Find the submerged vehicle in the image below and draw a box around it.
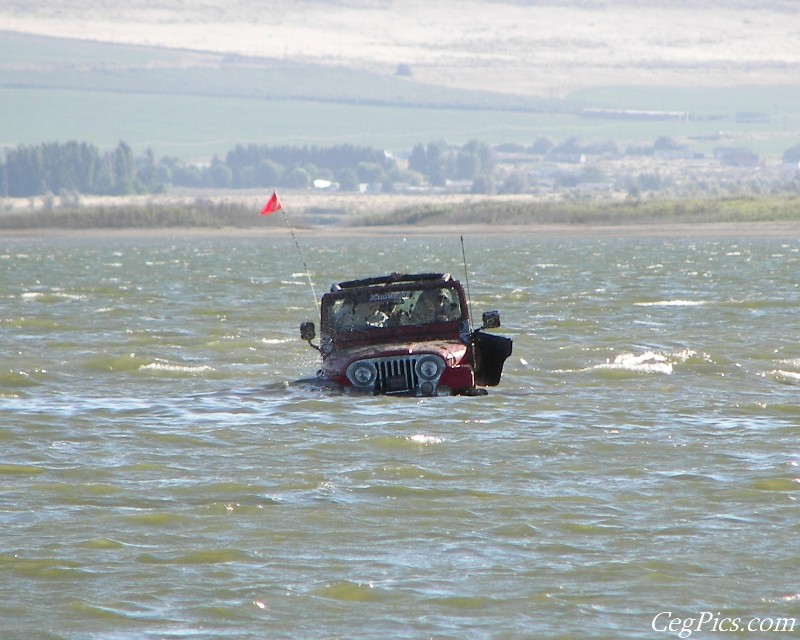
[300,272,512,396]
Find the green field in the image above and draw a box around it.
[2,31,799,160]
[0,87,584,158]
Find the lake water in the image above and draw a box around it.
[2,231,799,639]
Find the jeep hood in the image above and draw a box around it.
[325,340,469,369]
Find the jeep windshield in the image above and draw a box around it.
[323,285,463,334]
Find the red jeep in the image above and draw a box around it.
[300,272,512,396]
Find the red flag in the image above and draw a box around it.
[261,191,283,215]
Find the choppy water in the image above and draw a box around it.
[2,232,799,640]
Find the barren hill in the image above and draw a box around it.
[2,0,799,96]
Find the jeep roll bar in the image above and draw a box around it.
[332,272,452,292]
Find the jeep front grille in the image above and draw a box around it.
[375,357,419,394]
[346,354,445,395]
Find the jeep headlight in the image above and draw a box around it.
[348,361,377,387]
[416,356,442,381]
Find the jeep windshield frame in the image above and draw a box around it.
[320,275,468,349]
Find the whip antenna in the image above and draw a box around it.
[261,191,319,312]
[283,214,319,313]
[460,235,474,332]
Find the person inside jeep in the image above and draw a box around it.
[411,288,459,324]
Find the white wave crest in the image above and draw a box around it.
[634,300,707,307]
[594,351,674,375]
[139,363,214,374]
[409,434,443,445]
[771,370,800,384]
[671,349,701,363]
[22,291,87,302]
[261,338,293,345]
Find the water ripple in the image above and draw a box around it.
[2,235,800,639]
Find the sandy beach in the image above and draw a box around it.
[5,221,800,242]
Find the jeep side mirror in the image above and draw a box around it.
[300,321,316,341]
[482,310,501,329]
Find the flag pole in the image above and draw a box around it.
[460,235,475,332]
[283,212,319,313]
[262,191,319,313]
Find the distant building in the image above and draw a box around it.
[582,108,689,122]
[548,154,586,164]
[714,147,760,167]
[735,112,771,124]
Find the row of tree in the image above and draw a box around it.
[3,141,140,198]
[1,139,498,198]
[5,138,800,199]
[408,140,495,186]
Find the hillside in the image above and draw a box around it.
[3,0,799,97]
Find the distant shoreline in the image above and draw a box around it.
[4,221,800,240]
